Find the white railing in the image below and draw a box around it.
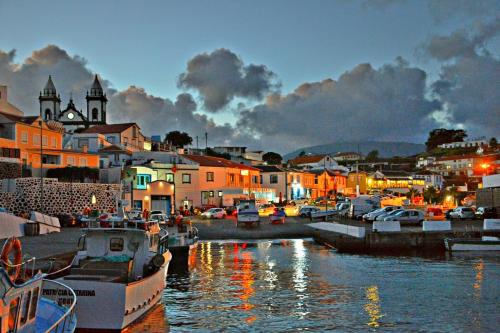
[42,279,77,333]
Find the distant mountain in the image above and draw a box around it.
[283,141,425,161]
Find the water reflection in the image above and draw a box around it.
[129,239,500,332]
[364,285,383,328]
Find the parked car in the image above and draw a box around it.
[201,208,226,219]
[447,207,475,220]
[384,209,424,225]
[475,207,498,219]
[258,203,276,216]
[376,209,405,221]
[57,213,77,227]
[363,206,402,222]
[299,206,321,218]
[225,206,239,217]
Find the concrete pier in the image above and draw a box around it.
[309,219,500,254]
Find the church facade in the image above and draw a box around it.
[39,75,107,132]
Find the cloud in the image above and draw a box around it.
[419,19,500,60]
[0,45,256,147]
[431,53,500,138]
[237,58,441,152]
[178,48,279,112]
[427,0,500,23]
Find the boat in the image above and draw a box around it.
[1,237,77,332]
[149,213,198,270]
[237,200,260,227]
[55,201,172,331]
[445,236,500,252]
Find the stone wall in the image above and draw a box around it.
[0,177,121,216]
[0,161,21,180]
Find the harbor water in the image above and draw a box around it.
[127,239,500,332]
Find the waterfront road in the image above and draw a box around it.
[18,217,484,259]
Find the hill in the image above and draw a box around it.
[284,141,425,161]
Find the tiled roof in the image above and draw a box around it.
[184,154,259,170]
[99,145,133,155]
[82,123,137,134]
[288,154,326,165]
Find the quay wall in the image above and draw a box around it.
[0,177,120,216]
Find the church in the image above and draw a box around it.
[39,75,107,132]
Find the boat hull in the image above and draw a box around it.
[56,251,171,331]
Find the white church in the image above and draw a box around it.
[39,75,108,133]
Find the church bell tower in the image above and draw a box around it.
[39,75,61,121]
[86,75,107,126]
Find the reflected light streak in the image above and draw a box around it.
[364,285,383,328]
[473,259,484,300]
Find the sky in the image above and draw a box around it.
[0,0,499,153]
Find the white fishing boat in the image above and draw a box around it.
[445,236,500,252]
[1,237,77,333]
[149,213,198,269]
[55,203,172,331]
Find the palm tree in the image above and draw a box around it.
[423,186,439,204]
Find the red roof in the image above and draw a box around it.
[288,154,326,165]
[184,154,259,171]
[82,123,138,134]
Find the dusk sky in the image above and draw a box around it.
[1,0,499,153]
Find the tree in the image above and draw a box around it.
[489,137,498,149]
[262,152,282,165]
[365,150,379,162]
[425,128,467,151]
[164,131,192,148]
[298,151,306,156]
[423,186,440,204]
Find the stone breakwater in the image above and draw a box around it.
[0,177,120,216]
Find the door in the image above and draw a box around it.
[397,211,410,224]
[408,211,420,224]
[151,195,171,216]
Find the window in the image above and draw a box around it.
[314,176,318,185]
[21,132,28,144]
[259,175,263,184]
[78,138,89,148]
[20,291,31,325]
[209,191,214,197]
[206,172,214,182]
[270,174,278,184]
[229,174,235,183]
[9,297,19,331]
[297,175,301,183]
[252,175,258,184]
[79,158,87,167]
[137,174,151,189]
[45,108,51,120]
[239,175,244,183]
[67,156,75,166]
[29,288,39,320]
[166,173,174,183]
[92,108,99,120]
[33,134,40,145]
[42,136,48,147]
[110,238,124,251]
[182,173,191,184]
[51,137,57,148]
[218,191,223,197]
[107,136,115,144]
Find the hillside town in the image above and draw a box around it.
[0,79,499,218]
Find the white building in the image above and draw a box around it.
[288,154,349,173]
[438,138,487,149]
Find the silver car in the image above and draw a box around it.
[375,208,405,221]
[384,209,424,225]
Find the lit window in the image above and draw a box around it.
[166,173,174,182]
[207,172,214,182]
[209,191,214,197]
[137,174,151,189]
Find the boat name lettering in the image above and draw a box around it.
[43,288,96,297]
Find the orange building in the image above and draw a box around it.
[310,169,347,198]
[0,112,99,174]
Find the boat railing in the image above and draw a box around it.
[84,217,159,231]
[41,279,77,333]
[0,255,37,281]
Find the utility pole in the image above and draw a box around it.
[324,157,328,221]
[356,144,360,196]
[205,132,208,153]
[39,118,44,214]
